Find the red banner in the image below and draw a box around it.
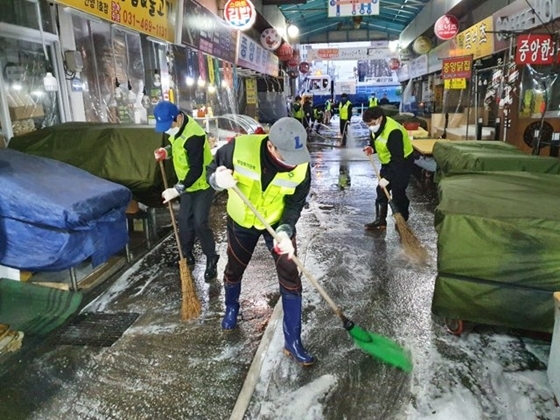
[515,34,558,65]
[442,56,473,80]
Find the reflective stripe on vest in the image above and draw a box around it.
[227,135,308,229]
[170,116,212,192]
[340,101,350,119]
[374,117,414,164]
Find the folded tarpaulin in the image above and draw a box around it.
[432,140,560,181]
[432,171,560,332]
[0,278,82,336]
[7,122,176,207]
[0,149,132,271]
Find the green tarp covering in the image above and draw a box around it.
[432,140,560,182]
[432,171,560,332]
[0,279,82,336]
[8,123,177,207]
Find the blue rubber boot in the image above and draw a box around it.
[282,293,315,366]
[221,282,241,330]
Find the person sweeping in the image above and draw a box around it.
[207,117,314,366]
[362,106,414,230]
[153,101,219,281]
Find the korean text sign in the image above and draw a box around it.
[442,56,472,80]
[515,34,559,65]
[57,0,176,42]
[455,16,494,59]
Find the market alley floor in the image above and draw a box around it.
[0,129,559,420]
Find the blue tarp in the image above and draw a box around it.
[0,149,132,271]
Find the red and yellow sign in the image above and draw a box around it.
[442,55,472,80]
[57,0,176,42]
[515,34,560,65]
[454,16,494,60]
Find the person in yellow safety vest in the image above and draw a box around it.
[323,98,332,125]
[291,96,304,123]
[207,117,314,366]
[153,101,219,280]
[362,106,414,229]
[313,107,324,133]
[338,93,353,147]
[369,92,378,107]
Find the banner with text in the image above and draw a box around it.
[515,34,559,65]
[57,0,176,42]
[493,0,560,52]
[307,43,392,61]
[237,33,279,77]
[442,56,472,80]
[453,16,493,60]
[182,0,238,64]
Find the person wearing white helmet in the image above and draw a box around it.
[207,117,314,366]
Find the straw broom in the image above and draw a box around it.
[367,155,428,265]
[159,161,201,320]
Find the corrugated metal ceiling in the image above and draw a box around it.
[279,0,431,43]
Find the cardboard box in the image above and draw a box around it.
[9,104,44,120]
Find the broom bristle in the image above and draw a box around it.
[179,258,201,320]
[393,213,429,266]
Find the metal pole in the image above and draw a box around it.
[474,70,479,139]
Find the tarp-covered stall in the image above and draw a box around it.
[8,123,176,207]
[0,149,132,272]
[432,171,560,333]
[432,140,560,181]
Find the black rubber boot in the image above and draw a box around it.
[364,202,388,230]
[204,255,219,281]
[185,252,195,267]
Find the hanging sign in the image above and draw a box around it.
[56,0,176,42]
[260,28,282,51]
[237,32,279,77]
[444,78,467,89]
[246,78,257,104]
[327,0,379,18]
[442,56,472,80]
[224,0,256,31]
[515,34,559,65]
[434,15,459,41]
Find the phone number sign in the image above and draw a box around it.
[57,0,176,42]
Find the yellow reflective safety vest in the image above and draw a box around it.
[374,117,414,164]
[169,117,212,191]
[325,100,332,111]
[227,135,309,229]
[369,97,378,107]
[339,100,351,119]
[292,101,304,119]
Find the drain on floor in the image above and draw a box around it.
[49,312,140,347]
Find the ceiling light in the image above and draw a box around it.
[287,23,299,39]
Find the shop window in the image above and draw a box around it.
[519,64,560,118]
[72,15,146,124]
[0,37,60,137]
[0,0,54,32]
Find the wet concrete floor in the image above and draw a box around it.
[0,126,558,419]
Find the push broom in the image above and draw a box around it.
[232,185,413,372]
[367,155,428,265]
[159,161,201,320]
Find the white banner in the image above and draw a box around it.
[308,45,391,61]
[409,54,428,79]
[236,33,279,77]
[327,0,379,18]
